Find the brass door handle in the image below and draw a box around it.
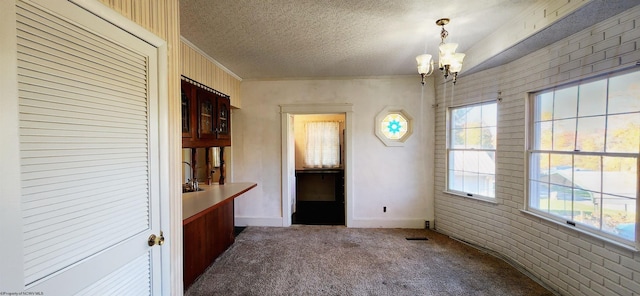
[148,231,165,246]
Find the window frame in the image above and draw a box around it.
[445,100,498,202]
[525,69,640,249]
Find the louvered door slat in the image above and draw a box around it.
[16,0,154,287]
[19,78,147,110]
[74,253,151,296]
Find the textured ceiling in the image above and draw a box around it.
[180,0,637,80]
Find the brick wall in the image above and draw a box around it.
[433,5,640,296]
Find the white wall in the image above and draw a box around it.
[433,6,640,296]
[233,76,436,228]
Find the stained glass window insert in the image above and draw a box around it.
[381,113,408,140]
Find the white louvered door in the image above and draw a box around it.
[1,0,165,295]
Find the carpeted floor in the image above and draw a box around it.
[186,226,555,296]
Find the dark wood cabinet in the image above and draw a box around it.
[183,200,235,290]
[181,77,231,147]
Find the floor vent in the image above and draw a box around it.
[405,237,429,241]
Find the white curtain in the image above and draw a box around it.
[305,121,340,168]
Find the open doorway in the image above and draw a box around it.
[280,104,353,227]
[291,114,345,225]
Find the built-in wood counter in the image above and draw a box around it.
[182,182,257,224]
[182,182,256,290]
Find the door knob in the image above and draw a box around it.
[148,231,165,246]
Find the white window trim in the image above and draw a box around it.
[445,100,498,200]
[524,71,640,250]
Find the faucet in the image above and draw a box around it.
[182,161,199,192]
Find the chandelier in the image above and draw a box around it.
[416,18,465,85]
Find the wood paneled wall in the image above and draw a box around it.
[96,0,183,294]
[181,40,242,108]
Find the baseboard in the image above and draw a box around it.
[235,216,283,227]
[348,218,425,228]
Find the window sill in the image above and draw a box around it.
[521,209,639,252]
[443,190,498,204]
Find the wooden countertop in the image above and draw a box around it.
[182,182,257,224]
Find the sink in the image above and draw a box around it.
[182,186,205,193]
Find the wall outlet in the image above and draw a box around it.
[425,221,430,229]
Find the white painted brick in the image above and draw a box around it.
[568,235,593,252]
[594,36,622,53]
[560,256,581,273]
[578,32,605,48]
[589,281,615,296]
[591,244,621,263]
[569,252,592,269]
[621,24,640,43]
[604,19,635,38]
[590,261,620,284]
[620,276,640,294]
[605,41,636,59]
[620,256,640,273]
[548,242,568,258]
[604,278,634,296]
[570,46,594,60]
[579,248,604,266]
[592,57,620,73]
[620,47,640,65]
[567,268,592,287]
[578,284,600,296]
[579,266,604,286]
[604,258,633,280]
[558,42,580,56]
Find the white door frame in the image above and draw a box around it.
[280,104,354,227]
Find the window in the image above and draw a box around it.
[528,70,639,244]
[304,121,340,168]
[375,106,413,146]
[447,101,497,199]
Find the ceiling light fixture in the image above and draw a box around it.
[416,18,465,85]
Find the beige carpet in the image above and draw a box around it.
[186,226,555,296]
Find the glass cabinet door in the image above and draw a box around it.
[198,89,217,139]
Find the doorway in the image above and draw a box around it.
[280,104,353,227]
[291,114,345,225]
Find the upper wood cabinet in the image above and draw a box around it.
[182,78,231,147]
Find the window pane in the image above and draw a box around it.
[578,80,607,117]
[574,155,601,188]
[449,169,464,192]
[467,105,482,127]
[549,185,573,220]
[530,181,550,211]
[576,116,605,152]
[608,71,640,114]
[536,92,554,122]
[602,156,637,199]
[465,127,482,149]
[464,172,479,194]
[478,173,495,198]
[451,107,468,129]
[481,127,496,149]
[553,119,576,151]
[482,103,497,127]
[573,189,597,228]
[530,153,550,182]
[479,151,496,175]
[534,121,553,150]
[602,194,635,240]
[554,86,578,119]
[451,128,465,148]
[549,154,573,185]
[606,113,640,153]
